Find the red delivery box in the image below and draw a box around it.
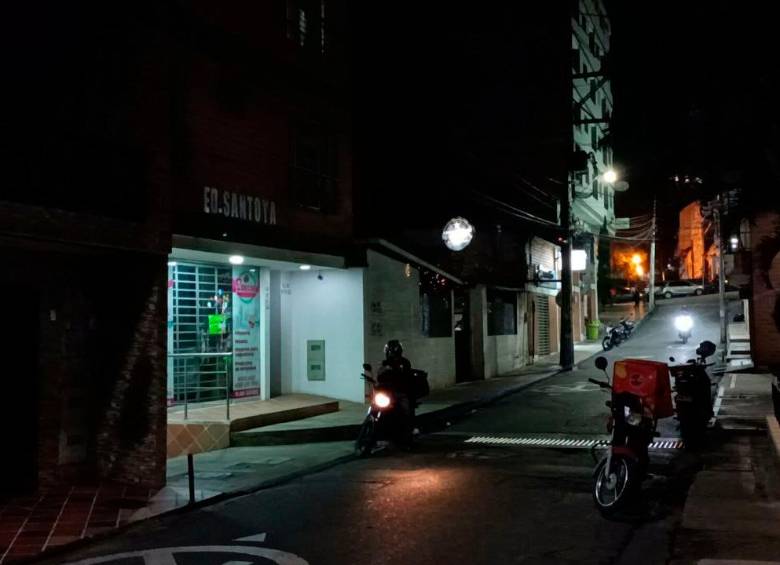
[612,359,674,419]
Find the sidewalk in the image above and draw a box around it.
[670,371,780,564]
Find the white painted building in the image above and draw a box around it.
[570,0,617,335]
[166,239,463,408]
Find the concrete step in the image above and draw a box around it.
[228,400,340,433]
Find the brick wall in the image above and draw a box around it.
[9,247,168,490]
[750,211,780,366]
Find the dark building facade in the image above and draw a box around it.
[1,1,354,493]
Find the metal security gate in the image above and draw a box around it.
[169,263,233,405]
[535,295,551,356]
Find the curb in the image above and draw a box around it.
[768,416,780,461]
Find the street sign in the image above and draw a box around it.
[614,217,630,230]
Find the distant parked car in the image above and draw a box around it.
[610,286,642,304]
[656,280,704,299]
[703,281,739,294]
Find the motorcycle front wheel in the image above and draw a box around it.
[602,336,613,351]
[593,455,639,516]
[355,417,376,457]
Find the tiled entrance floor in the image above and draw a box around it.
[0,483,214,563]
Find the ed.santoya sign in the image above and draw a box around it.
[203,186,277,226]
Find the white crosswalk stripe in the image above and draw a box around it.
[463,435,684,450]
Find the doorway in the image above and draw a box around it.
[454,289,473,382]
[0,285,38,497]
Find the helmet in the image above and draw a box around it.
[384,339,403,359]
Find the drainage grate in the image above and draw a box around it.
[463,436,684,450]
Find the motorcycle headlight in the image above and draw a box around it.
[675,315,693,332]
[623,406,643,426]
[373,392,392,408]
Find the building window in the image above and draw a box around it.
[604,186,611,210]
[290,125,339,212]
[420,269,452,338]
[591,126,598,148]
[592,178,598,199]
[487,290,517,336]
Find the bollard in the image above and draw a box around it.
[187,453,195,505]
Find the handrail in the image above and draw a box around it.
[169,352,232,420]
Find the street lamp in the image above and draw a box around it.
[603,169,618,184]
[442,217,475,251]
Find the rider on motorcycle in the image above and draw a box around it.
[377,339,415,447]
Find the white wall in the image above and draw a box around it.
[363,250,456,391]
[281,268,365,403]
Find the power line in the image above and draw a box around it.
[471,190,561,228]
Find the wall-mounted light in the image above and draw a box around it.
[571,249,587,271]
[167,261,177,267]
[730,236,739,251]
[299,264,312,271]
[229,255,244,265]
[603,169,618,184]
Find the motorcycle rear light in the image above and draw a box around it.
[373,392,391,408]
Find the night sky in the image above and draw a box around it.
[609,0,780,259]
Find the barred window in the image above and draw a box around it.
[290,125,339,213]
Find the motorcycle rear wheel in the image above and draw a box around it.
[355,418,376,457]
[602,336,613,351]
[593,455,639,516]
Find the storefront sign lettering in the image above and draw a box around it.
[203,186,277,226]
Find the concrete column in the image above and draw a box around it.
[469,285,487,380]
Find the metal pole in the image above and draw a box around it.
[649,198,656,311]
[184,380,188,420]
[187,453,196,505]
[560,174,574,370]
[715,206,727,344]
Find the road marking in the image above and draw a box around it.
[530,382,600,395]
[713,385,725,417]
[463,435,684,450]
[730,374,737,389]
[235,533,267,543]
[65,545,309,565]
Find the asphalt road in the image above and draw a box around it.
[41,295,737,565]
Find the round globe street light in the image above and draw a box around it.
[442,217,475,252]
[603,169,618,184]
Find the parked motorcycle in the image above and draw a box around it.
[589,355,674,515]
[355,363,429,456]
[620,318,635,339]
[669,340,716,450]
[602,325,625,351]
[675,313,694,344]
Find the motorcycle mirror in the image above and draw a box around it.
[669,357,675,363]
[595,356,608,371]
[363,363,372,371]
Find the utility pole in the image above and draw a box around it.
[714,199,727,344]
[560,174,574,370]
[649,198,656,311]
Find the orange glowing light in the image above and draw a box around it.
[612,247,649,281]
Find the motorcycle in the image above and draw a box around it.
[675,313,694,344]
[620,318,635,339]
[355,363,428,456]
[669,340,716,449]
[602,325,625,351]
[589,355,674,515]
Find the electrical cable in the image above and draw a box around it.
[471,190,561,228]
